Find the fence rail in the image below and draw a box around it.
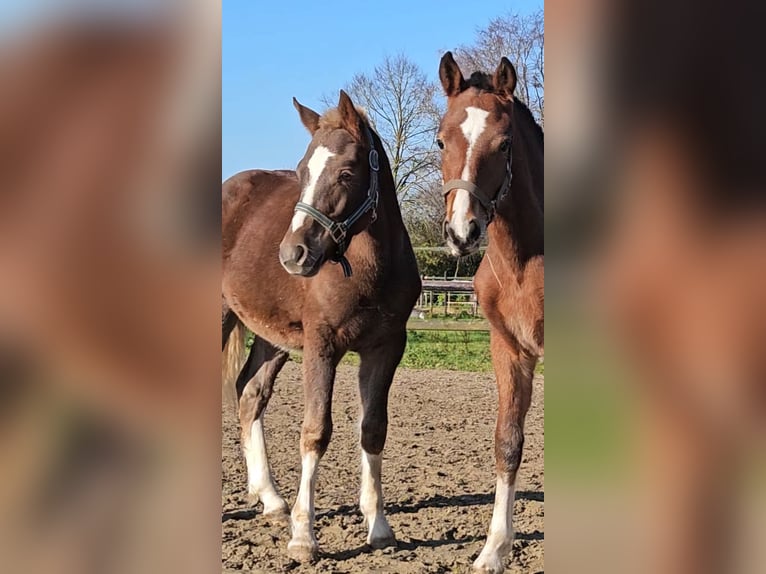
[407,318,490,332]
[413,276,488,329]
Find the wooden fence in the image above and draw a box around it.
[411,277,489,332]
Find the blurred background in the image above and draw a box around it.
[0,1,221,573]
[2,0,765,572]
[545,0,765,572]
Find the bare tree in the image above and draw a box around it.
[322,12,545,248]
[329,55,443,202]
[453,10,544,124]
[402,180,445,246]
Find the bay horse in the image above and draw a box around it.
[436,53,544,573]
[221,90,420,562]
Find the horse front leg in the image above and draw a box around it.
[357,330,406,549]
[287,337,337,563]
[474,331,536,574]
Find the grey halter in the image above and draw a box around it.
[293,126,380,277]
[442,140,512,222]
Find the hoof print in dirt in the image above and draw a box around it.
[222,365,544,573]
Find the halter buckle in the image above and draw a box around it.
[329,222,347,244]
[487,199,498,223]
[369,149,379,172]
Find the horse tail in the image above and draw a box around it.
[222,307,246,407]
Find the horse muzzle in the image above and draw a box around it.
[279,241,323,277]
[444,218,482,257]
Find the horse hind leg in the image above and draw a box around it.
[236,335,289,516]
[356,331,406,549]
[473,334,536,574]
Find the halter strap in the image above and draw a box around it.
[442,143,512,222]
[293,126,379,277]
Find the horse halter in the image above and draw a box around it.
[442,137,512,223]
[293,126,380,277]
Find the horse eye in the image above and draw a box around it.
[499,139,511,152]
[338,171,352,183]
[436,138,445,150]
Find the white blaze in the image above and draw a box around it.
[451,106,489,240]
[291,146,335,231]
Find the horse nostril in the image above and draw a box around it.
[444,223,458,243]
[279,242,309,267]
[468,220,480,242]
[293,244,307,265]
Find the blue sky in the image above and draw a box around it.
[223,0,542,179]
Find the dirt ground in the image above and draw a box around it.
[222,362,544,573]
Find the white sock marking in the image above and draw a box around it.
[290,451,319,546]
[291,146,335,231]
[360,451,394,544]
[451,106,489,240]
[243,417,284,513]
[474,476,516,572]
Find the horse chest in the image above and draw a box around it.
[476,258,543,354]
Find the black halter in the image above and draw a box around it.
[442,138,512,223]
[293,127,380,277]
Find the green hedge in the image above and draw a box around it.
[413,248,484,278]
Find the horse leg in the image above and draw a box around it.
[236,336,289,516]
[473,331,536,574]
[357,331,406,549]
[287,338,337,563]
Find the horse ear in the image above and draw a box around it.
[493,57,517,98]
[439,51,467,97]
[293,97,320,134]
[338,90,365,141]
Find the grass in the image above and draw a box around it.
[286,330,493,372]
[275,330,543,374]
[244,319,544,374]
[401,329,543,374]
[400,330,492,372]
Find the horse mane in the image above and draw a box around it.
[467,71,496,92]
[512,99,544,143]
[318,106,371,131]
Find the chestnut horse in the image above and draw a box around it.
[221,91,420,562]
[437,53,543,573]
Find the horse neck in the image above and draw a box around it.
[488,109,543,270]
[366,127,405,241]
[347,126,406,263]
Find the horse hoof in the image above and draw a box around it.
[287,540,318,563]
[248,491,288,517]
[262,499,289,518]
[368,533,397,550]
[366,516,396,549]
[472,555,505,574]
